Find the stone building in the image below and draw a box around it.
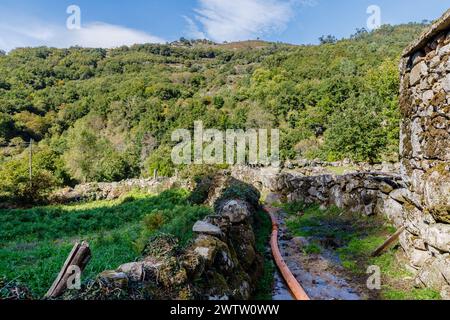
[398,9,450,296]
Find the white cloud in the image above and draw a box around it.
[186,0,301,42]
[183,16,206,40]
[0,18,165,52]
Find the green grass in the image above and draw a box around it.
[303,243,322,254]
[282,201,441,300]
[253,210,275,300]
[325,166,357,175]
[284,202,382,243]
[0,189,211,298]
[382,287,441,300]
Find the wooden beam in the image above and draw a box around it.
[45,241,91,299]
[371,226,405,257]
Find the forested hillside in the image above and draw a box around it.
[0,24,426,203]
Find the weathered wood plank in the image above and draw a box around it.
[371,227,405,257]
[45,241,91,298]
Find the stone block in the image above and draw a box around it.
[410,61,428,86]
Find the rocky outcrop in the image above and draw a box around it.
[398,10,450,297]
[67,179,263,300]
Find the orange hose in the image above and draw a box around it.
[264,206,310,301]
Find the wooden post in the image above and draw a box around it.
[371,226,405,257]
[153,169,158,180]
[45,241,91,299]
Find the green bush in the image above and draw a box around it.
[63,117,133,182]
[322,94,388,163]
[145,146,175,178]
[0,147,61,204]
[214,179,261,212]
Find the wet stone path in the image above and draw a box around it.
[271,208,368,300]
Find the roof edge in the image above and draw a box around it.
[402,9,450,57]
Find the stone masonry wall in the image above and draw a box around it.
[231,166,409,227]
[398,10,450,296]
[231,161,449,298]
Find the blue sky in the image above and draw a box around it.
[0,0,448,51]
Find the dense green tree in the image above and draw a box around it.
[322,94,388,163]
[63,117,133,182]
[0,23,426,203]
[0,146,61,203]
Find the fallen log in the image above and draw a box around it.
[45,241,91,299]
[371,226,405,257]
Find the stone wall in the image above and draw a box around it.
[231,166,408,226]
[397,10,450,296]
[50,177,188,203]
[232,161,449,298]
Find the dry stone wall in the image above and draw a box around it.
[50,177,188,203]
[398,10,450,296]
[232,160,449,298]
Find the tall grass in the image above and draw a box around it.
[0,189,211,298]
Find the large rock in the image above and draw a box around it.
[378,196,405,227]
[99,271,129,288]
[220,200,251,223]
[117,262,144,281]
[193,221,223,237]
[389,188,408,203]
[415,256,450,290]
[421,223,450,252]
[442,73,450,92]
[410,61,428,86]
[410,248,432,268]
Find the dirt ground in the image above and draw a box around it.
[272,209,376,300]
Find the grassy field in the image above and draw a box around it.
[0,189,212,298]
[282,202,440,300]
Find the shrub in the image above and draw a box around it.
[142,211,165,232]
[214,179,261,212]
[322,95,387,163]
[145,146,175,178]
[0,156,58,204]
